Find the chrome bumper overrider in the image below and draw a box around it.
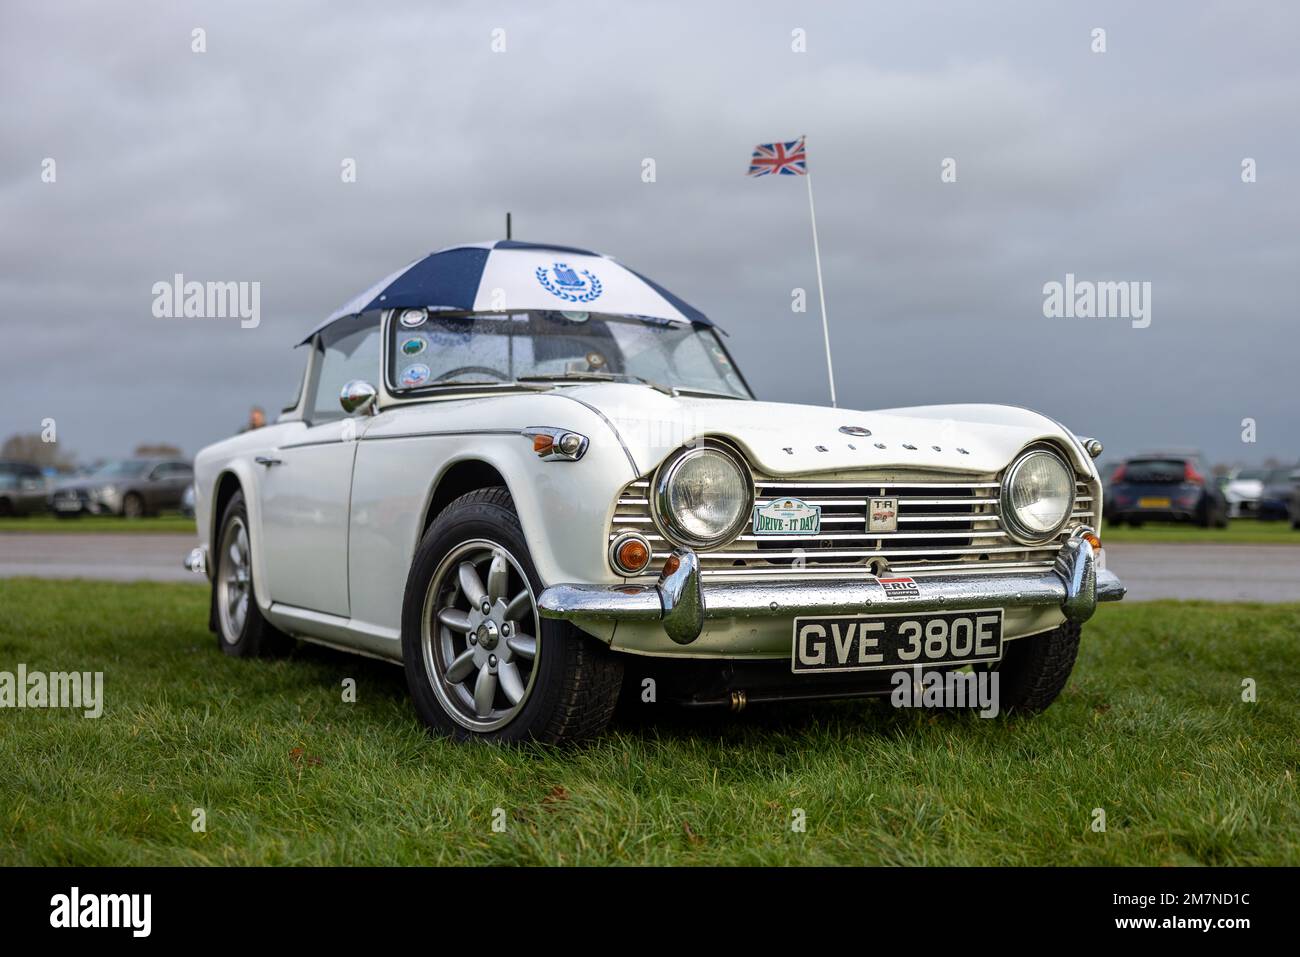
[538,533,1125,646]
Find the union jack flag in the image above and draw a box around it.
[747,137,807,177]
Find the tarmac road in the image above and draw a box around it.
[1,533,1297,602]
[1100,543,1299,603]
[0,533,200,584]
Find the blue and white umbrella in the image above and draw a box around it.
[302,240,711,343]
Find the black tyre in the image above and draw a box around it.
[122,492,145,519]
[212,490,292,657]
[991,621,1081,714]
[401,487,623,744]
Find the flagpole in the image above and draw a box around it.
[804,140,837,407]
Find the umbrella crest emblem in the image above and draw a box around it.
[535,262,603,303]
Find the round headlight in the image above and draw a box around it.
[654,445,751,548]
[1002,449,1075,543]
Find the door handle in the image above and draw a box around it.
[255,456,284,468]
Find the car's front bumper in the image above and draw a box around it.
[538,533,1125,649]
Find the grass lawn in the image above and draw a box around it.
[1,579,1296,866]
[1101,518,1299,545]
[0,513,196,534]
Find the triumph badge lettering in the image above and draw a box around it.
[752,498,821,535]
[868,496,898,532]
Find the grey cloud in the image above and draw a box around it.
[1,0,1296,467]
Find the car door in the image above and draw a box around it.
[256,315,380,618]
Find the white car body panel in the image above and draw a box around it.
[192,312,1102,665]
[555,384,1097,481]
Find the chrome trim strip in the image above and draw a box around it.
[755,480,1001,490]
[683,544,1060,560]
[359,428,520,443]
[551,393,640,478]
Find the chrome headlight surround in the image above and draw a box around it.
[1000,446,1076,545]
[651,441,753,550]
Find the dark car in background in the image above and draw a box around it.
[49,458,193,518]
[1108,454,1229,528]
[0,461,49,516]
[1256,466,1299,523]
[1098,461,1122,519]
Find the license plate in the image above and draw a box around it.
[54,500,80,512]
[792,608,1004,673]
[1138,497,1171,508]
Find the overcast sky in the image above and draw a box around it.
[2,0,1296,467]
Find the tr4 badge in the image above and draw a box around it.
[752,498,821,535]
[868,496,898,533]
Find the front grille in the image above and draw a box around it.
[610,473,1097,580]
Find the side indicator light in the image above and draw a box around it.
[617,538,650,574]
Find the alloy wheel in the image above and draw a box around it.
[421,539,540,732]
[217,515,252,642]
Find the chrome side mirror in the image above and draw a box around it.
[339,380,378,415]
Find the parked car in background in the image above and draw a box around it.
[186,240,1125,744]
[180,483,196,519]
[1223,467,1267,518]
[1108,453,1228,528]
[1256,466,1299,522]
[1098,461,1122,518]
[50,458,193,518]
[0,461,49,516]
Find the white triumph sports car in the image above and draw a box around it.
[188,240,1125,743]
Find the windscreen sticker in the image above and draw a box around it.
[400,363,431,387]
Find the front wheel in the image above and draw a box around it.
[213,490,292,657]
[990,621,1081,714]
[402,487,622,744]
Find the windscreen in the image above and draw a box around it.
[1121,459,1187,483]
[388,311,750,398]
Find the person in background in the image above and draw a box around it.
[240,406,266,433]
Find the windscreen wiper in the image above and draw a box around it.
[516,372,675,395]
